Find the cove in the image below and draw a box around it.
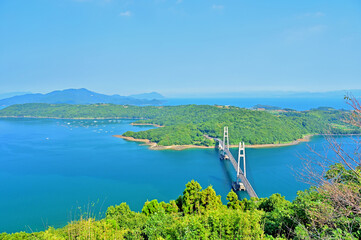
[0,118,353,233]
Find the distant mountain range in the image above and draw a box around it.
[129,92,164,100]
[0,92,32,100]
[0,89,165,106]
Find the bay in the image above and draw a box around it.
[0,118,355,233]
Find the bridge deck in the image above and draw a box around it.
[216,138,258,198]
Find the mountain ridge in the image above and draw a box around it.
[129,92,164,100]
[0,88,164,106]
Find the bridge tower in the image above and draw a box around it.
[219,126,230,160]
[233,141,246,191]
[237,142,246,178]
[223,126,229,150]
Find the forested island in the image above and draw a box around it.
[2,161,360,239]
[0,103,359,148]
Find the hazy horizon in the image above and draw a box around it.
[1,88,360,99]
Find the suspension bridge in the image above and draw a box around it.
[208,127,258,198]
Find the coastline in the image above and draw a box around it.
[245,134,313,148]
[130,123,164,128]
[113,134,314,151]
[0,116,164,128]
[113,135,214,150]
[0,116,145,120]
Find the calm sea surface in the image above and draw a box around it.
[0,118,356,233]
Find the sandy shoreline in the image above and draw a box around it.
[113,134,314,151]
[113,135,214,150]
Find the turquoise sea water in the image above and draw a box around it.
[0,118,356,233]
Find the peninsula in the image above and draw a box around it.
[0,103,358,149]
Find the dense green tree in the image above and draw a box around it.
[258,194,294,238]
[199,186,223,213]
[181,180,202,214]
[226,190,243,210]
[160,200,179,214]
[105,202,146,238]
[142,199,164,216]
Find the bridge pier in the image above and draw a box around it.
[220,153,229,160]
[232,181,245,191]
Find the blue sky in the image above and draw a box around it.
[1,0,361,97]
